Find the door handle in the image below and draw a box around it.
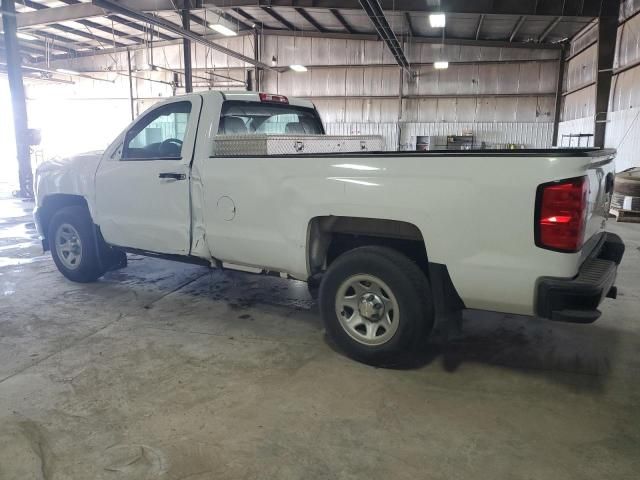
[159,172,186,181]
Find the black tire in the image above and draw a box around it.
[48,206,106,283]
[319,246,434,366]
[307,274,322,300]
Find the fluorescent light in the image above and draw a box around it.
[209,24,237,36]
[429,13,446,28]
[434,61,449,70]
[289,64,307,72]
[56,68,80,75]
[16,32,38,41]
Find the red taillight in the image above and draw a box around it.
[259,93,288,104]
[535,176,588,252]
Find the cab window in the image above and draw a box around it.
[218,101,324,136]
[122,101,192,160]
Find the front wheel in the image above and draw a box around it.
[319,246,434,366]
[49,206,106,283]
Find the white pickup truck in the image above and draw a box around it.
[34,91,625,365]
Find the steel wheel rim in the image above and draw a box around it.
[55,223,83,270]
[335,274,400,346]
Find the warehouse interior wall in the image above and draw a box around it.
[23,33,560,156]
[559,0,640,171]
[18,0,640,162]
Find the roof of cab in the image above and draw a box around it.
[210,91,315,109]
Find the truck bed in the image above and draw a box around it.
[211,147,616,158]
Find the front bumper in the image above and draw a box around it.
[535,232,625,323]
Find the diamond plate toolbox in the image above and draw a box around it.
[213,134,385,156]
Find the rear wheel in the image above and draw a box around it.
[49,206,106,283]
[319,246,434,366]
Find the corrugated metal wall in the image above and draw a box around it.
[402,122,553,150]
[559,0,640,170]
[34,33,562,153]
[261,36,558,150]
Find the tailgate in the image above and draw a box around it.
[582,150,616,256]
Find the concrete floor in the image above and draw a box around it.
[0,194,638,480]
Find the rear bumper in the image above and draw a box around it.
[535,233,625,323]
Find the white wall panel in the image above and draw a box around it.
[557,117,594,146]
[615,13,640,69]
[569,23,598,57]
[409,44,559,63]
[402,122,553,150]
[565,45,596,92]
[621,0,640,19]
[562,84,596,120]
[606,108,640,171]
[538,61,559,93]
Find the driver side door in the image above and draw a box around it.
[95,96,202,255]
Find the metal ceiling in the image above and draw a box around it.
[0,0,603,64]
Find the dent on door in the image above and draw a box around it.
[216,195,236,221]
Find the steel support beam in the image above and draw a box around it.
[294,7,326,32]
[475,14,484,40]
[191,9,253,32]
[509,16,526,42]
[593,1,619,148]
[1,0,32,197]
[253,28,260,91]
[92,0,274,69]
[182,1,193,93]
[331,9,356,34]
[126,47,135,120]
[207,1,605,16]
[538,16,562,42]
[359,0,410,71]
[261,6,295,30]
[255,27,563,49]
[405,12,415,37]
[56,1,160,43]
[552,43,566,146]
[32,23,564,64]
[17,2,104,27]
[42,0,591,17]
[0,35,78,56]
[45,22,131,48]
[232,7,259,24]
[18,0,131,48]
[18,0,174,41]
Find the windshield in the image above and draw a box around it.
[218,101,325,136]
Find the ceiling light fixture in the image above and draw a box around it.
[434,61,449,69]
[209,24,237,36]
[429,13,446,28]
[290,64,308,72]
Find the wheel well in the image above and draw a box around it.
[307,216,465,317]
[39,194,89,249]
[307,216,428,275]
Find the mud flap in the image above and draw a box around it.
[94,225,128,272]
